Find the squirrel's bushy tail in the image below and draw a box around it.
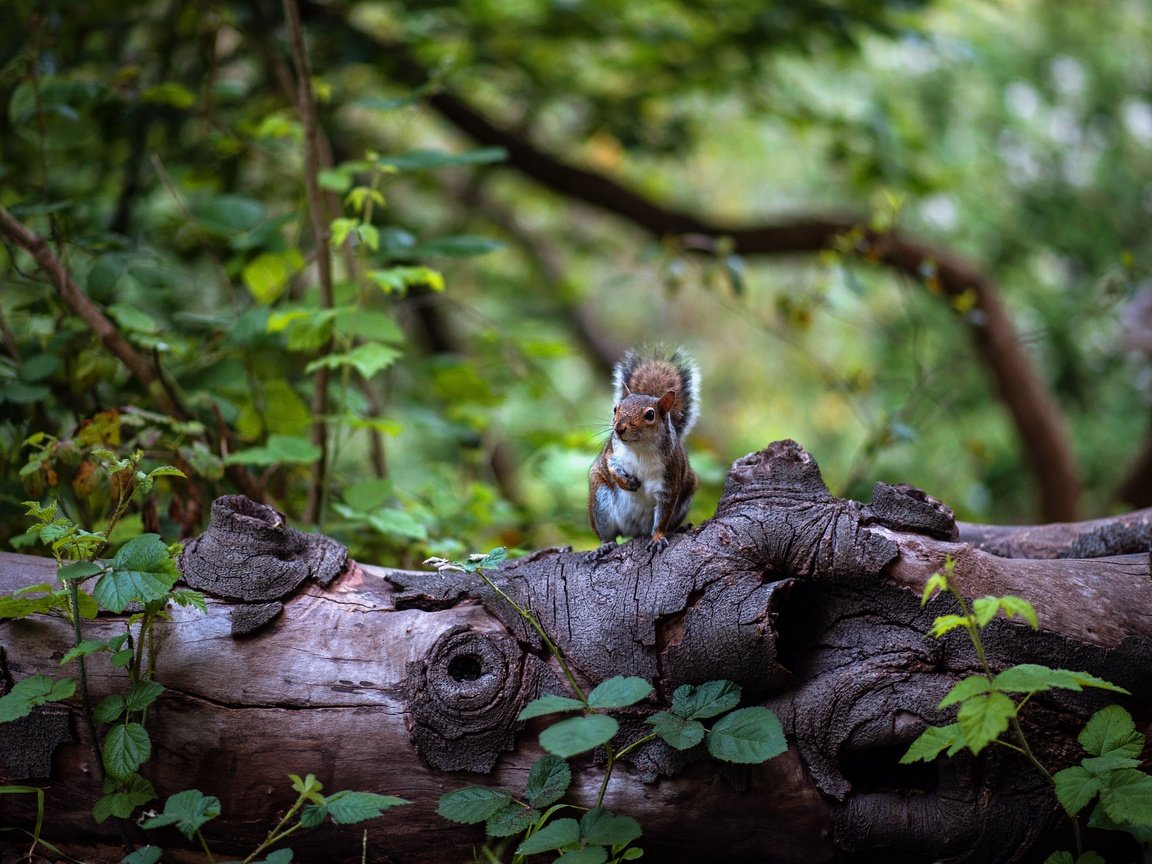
[612,347,700,438]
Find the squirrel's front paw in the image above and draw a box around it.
[615,468,641,492]
[646,532,669,551]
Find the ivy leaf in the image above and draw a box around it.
[900,723,965,764]
[1053,765,1100,817]
[0,675,76,722]
[646,711,706,751]
[706,707,787,764]
[436,787,512,824]
[518,693,587,721]
[586,676,653,710]
[525,754,572,808]
[938,675,991,709]
[670,680,742,720]
[539,714,619,759]
[103,722,151,779]
[956,692,1015,755]
[580,807,642,847]
[515,817,580,856]
[140,788,221,839]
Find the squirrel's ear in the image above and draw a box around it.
[658,389,676,414]
[621,382,632,397]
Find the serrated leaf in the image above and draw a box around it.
[525,754,572,807]
[559,847,608,864]
[95,534,179,613]
[436,786,512,824]
[1082,754,1141,774]
[304,342,402,379]
[125,680,165,712]
[1087,800,1152,844]
[900,723,965,764]
[365,508,429,541]
[998,595,1038,628]
[670,680,742,720]
[972,596,999,627]
[920,571,948,606]
[928,614,970,638]
[956,692,1015,755]
[646,711,706,750]
[93,772,155,822]
[1068,671,1129,695]
[103,722,151,779]
[580,807,642,847]
[259,850,294,864]
[1079,705,1144,758]
[0,675,76,722]
[518,693,587,721]
[1099,768,1152,827]
[58,560,104,582]
[123,845,163,864]
[587,676,653,709]
[94,694,128,724]
[140,788,221,839]
[706,707,787,764]
[515,817,580,855]
[938,675,991,709]
[60,639,110,664]
[539,714,619,759]
[486,801,540,838]
[321,790,409,824]
[1053,765,1100,817]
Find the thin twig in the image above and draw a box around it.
[281,0,334,526]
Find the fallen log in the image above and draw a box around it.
[1,440,1149,863]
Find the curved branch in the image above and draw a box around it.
[422,90,1080,521]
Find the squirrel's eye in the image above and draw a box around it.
[644,409,656,421]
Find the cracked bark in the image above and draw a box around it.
[1,441,1149,863]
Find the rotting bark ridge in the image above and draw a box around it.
[1,441,1150,863]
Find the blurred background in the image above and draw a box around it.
[2,0,1151,563]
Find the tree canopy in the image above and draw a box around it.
[2,0,1151,560]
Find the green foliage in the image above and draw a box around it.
[903,556,1149,859]
[0,675,76,722]
[432,550,786,862]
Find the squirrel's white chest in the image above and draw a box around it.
[612,440,666,500]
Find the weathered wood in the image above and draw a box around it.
[2,440,1150,863]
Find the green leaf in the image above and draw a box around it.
[706,707,787,764]
[258,850,294,864]
[645,711,706,750]
[486,801,541,838]
[997,595,1039,628]
[321,790,409,824]
[518,693,587,721]
[304,342,402,379]
[412,235,504,258]
[140,788,221,839]
[1087,800,1152,844]
[900,723,965,764]
[971,596,999,627]
[369,265,445,295]
[558,847,608,864]
[956,692,1015,755]
[1053,765,1100,817]
[125,680,165,712]
[94,534,179,614]
[380,147,506,171]
[192,195,266,236]
[580,807,642,847]
[920,570,948,605]
[1079,705,1144,758]
[225,435,322,467]
[670,680,742,720]
[1099,768,1152,827]
[436,786,513,824]
[1066,671,1130,695]
[103,722,151,779]
[61,639,111,664]
[539,714,619,759]
[938,675,991,709]
[58,560,104,582]
[928,614,970,638]
[94,772,155,822]
[364,508,429,541]
[515,817,580,855]
[525,754,572,808]
[94,694,128,724]
[587,676,653,710]
[122,846,164,864]
[242,250,304,305]
[0,675,76,722]
[1082,754,1141,774]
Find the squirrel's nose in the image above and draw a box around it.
[614,422,626,436]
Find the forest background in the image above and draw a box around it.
[2,0,1151,566]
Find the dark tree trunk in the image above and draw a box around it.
[2,441,1149,863]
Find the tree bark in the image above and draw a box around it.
[2,442,1149,863]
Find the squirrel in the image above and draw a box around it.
[588,347,700,551]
